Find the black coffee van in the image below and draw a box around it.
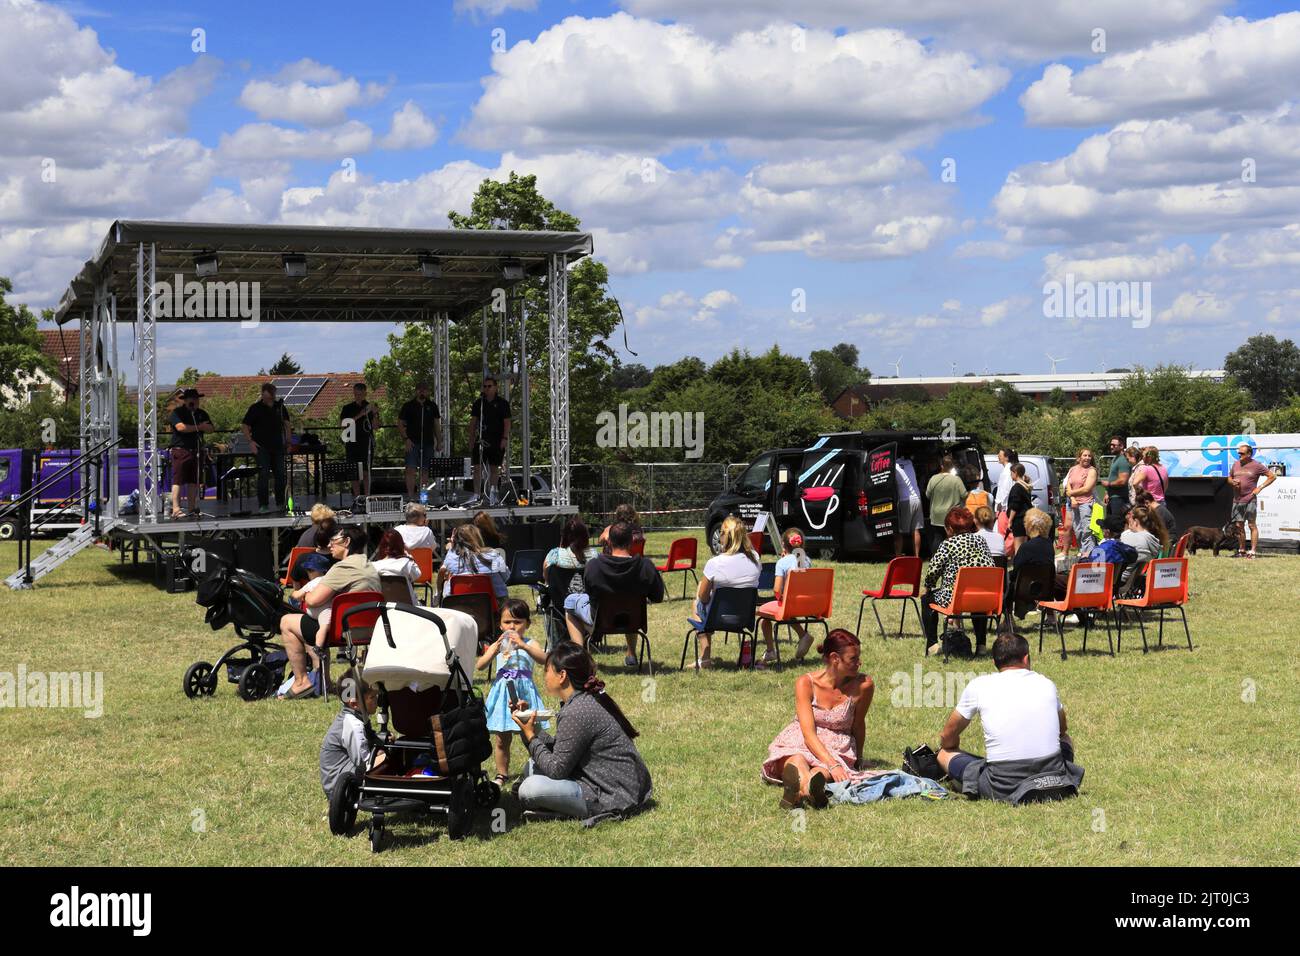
[705,430,990,559]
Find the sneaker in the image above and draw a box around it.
[258,505,271,515]
[1245,550,1257,560]
[690,658,715,670]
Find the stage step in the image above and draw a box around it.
[4,522,116,590]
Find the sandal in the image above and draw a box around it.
[493,773,508,787]
[808,771,829,809]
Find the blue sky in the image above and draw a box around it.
[4,0,1299,382]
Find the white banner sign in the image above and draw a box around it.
[1254,477,1300,543]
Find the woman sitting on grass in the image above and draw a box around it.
[511,642,653,823]
[762,629,874,810]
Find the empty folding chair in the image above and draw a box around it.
[1114,557,1192,654]
[655,537,699,599]
[1035,561,1116,661]
[856,556,922,639]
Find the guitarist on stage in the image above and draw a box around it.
[340,381,379,506]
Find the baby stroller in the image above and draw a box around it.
[327,602,499,851]
[182,546,296,701]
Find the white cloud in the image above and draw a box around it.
[693,288,738,322]
[942,299,962,311]
[464,15,1007,152]
[379,101,438,150]
[1208,226,1300,270]
[615,0,1225,59]
[218,121,375,161]
[453,0,537,16]
[237,58,387,127]
[1042,244,1197,283]
[1156,290,1235,325]
[1022,14,1300,127]
[953,239,1019,260]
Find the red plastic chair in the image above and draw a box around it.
[319,589,383,700]
[1036,561,1115,660]
[280,546,314,588]
[857,556,922,639]
[757,568,834,648]
[409,547,435,604]
[928,567,1005,662]
[448,573,499,616]
[629,538,646,557]
[655,537,699,600]
[1115,557,1191,654]
[748,531,764,555]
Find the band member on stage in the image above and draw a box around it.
[397,379,442,501]
[469,376,512,507]
[241,382,292,514]
[168,387,214,519]
[340,382,379,504]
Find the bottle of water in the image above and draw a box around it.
[419,488,428,505]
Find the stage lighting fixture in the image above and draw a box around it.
[419,255,441,279]
[282,254,307,278]
[501,259,525,280]
[194,252,219,277]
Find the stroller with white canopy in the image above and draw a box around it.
[327,602,499,851]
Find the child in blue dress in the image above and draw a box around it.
[476,598,549,787]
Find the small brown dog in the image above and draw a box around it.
[1181,523,1240,555]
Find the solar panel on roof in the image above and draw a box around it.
[271,376,328,411]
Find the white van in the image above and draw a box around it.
[984,454,1059,517]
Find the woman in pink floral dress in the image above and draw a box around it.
[762,629,875,809]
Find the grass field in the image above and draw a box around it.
[1,531,1297,866]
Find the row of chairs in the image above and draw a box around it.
[858,554,1193,662]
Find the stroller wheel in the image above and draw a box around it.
[183,661,216,699]
[237,662,273,701]
[328,775,360,836]
[475,778,501,808]
[447,775,476,841]
[369,817,385,853]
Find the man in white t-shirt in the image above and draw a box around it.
[395,502,437,554]
[893,457,923,558]
[933,632,1083,804]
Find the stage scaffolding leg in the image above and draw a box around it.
[547,253,570,508]
[136,242,160,525]
[520,297,531,501]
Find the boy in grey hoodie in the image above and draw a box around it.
[319,667,385,796]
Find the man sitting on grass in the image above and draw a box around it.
[933,632,1084,805]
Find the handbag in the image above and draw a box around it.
[903,744,944,781]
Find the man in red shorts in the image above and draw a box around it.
[168,388,214,518]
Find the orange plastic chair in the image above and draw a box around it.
[1036,561,1115,660]
[757,567,834,648]
[655,537,699,599]
[409,547,435,604]
[1172,533,1190,559]
[449,572,499,615]
[280,546,314,588]
[1115,557,1191,654]
[857,556,922,639]
[319,589,384,700]
[928,567,1005,662]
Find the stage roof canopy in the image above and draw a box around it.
[54,220,594,325]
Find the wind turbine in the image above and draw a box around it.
[890,356,902,378]
[951,361,958,376]
[1046,352,1064,374]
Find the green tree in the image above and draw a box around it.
[610,361,652,391]
[810,341,868,403]
[1005,407,1094,459]
[0,277,51,400]
[368,172,622,466]
[260,353,302,376]
[175,367,219,388]
[1223,334,1300,409]
[1088,366,1249,443]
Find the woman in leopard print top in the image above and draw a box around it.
[922,506,994,650]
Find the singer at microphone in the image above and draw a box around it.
[241,381,293,515]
